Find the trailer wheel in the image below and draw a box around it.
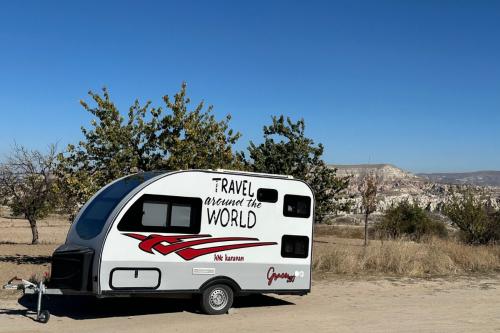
[38,310,50,323]
[200,284,233,315]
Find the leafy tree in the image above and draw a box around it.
[159,84,242,170]
[0,145,58,244]
[58,83,242,211]
[244,115,350,223]
[359,173,378,246]
[444,190,500,244]
[376,200,448,240]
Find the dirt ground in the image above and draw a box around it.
[1,218,500,332]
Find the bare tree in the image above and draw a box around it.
[0,144,58,244]
[358,172,378,246]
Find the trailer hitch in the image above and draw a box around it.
[3,276,50,323]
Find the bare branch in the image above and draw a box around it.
[0,144,59,244]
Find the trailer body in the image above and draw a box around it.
[49,169,314,311]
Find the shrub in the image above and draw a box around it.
[312,237,500,277]
[376,200,448,240]
[444,191,500,244]
[28,271,50,285]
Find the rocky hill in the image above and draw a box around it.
[418,171,500,187]
[329,164,500,214]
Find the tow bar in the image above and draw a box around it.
[3,276,57,323]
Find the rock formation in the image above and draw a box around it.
[330,164,500,215]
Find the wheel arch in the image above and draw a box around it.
[199,276,242,294]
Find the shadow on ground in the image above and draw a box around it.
[0,255,51,265]
[0,293,293,321]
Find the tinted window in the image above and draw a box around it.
[283,195,311,218]
[142,201,169,227]
[257,188,278,203]
[118,194,202,234]
[281,235,309,258]
[171,204,192,227]
[76,172,163,240]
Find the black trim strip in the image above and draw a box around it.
[101,288,310,296]
[241,289,310,296]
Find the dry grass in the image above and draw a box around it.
[314,224,367,239]
[2,214,498,281]
[313,237,500,277]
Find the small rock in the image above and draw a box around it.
[227,308,238,315]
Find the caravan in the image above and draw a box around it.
[45,169,314,316]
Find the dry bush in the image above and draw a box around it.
[376,200,448,240]
[314,225,366,239]
[444,191,500,244]
[28,271,50,285]
[313,237,500,277]
[325,215,361,225]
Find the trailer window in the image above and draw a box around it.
[142,201,169,227]
[283,195,311,218]
[170,203,192,227]
[257,188,278,203]
[118,194,202,234]
[281,235,309,258]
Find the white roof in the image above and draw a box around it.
[213,169,294,179]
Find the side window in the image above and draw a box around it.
[170,203,192,227]
[142,201,169,227]
[118,194,202,234]
[257,188,278,203]
[283,195,311,218]
[281,235,309,258]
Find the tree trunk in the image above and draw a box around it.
[364,213,369,246]
[28,218,39,244]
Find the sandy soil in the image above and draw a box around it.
[0,217,68,292]
[1,277,499,333]
[1,217,499,332]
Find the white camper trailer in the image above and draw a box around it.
[16,169,314,320]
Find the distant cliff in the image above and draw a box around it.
[418,171,500,187]
[329,164,500,214]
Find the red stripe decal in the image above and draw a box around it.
[124,233,147,241]
[137,234,211,253]
[147,237,258,256]
[176,242,278,260]
[124,233,212,253]
[123,233,277,260]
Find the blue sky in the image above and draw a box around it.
[0,0,498,173]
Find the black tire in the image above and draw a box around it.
[38,310,50,323]
[200,284,234,315]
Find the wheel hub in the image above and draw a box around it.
[209,289,228,310]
